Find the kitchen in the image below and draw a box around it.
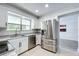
[0,3,79,56]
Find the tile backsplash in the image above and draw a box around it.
[0,28,33,36]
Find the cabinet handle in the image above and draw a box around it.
[5,22,7,26]
[19,42,22,47]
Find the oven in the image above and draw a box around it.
[0,40,16,56]
[0,41,8,54]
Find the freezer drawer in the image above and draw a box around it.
[42,44,56,52]
[41,39,57,53]
[42,39,56,45]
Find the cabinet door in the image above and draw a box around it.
[8,39,19,55]
[22,37,28,52]
[36,34,41,45]
[0,6,7,28]
[19,37,28,53]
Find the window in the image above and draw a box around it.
[7,12,31,31]
[22,18,31,30]
[7,14,21,31]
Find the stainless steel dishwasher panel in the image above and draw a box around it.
[28,35,36,49]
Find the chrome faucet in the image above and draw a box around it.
[15,28,18,36]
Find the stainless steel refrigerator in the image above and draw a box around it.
[41,19,58,53]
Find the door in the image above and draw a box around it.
[36,34,41,45]
[8,39,19,55]
[46,20,52,39]
[19,37,28,54]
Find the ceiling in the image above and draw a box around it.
[9,3,79,17]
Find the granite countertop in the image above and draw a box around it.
[0,33,36,42]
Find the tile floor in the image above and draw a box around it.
[21,45,79,56]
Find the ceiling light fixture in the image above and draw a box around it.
[35,10,39,12]
[45,4,49,8]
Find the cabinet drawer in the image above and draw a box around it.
[42,44,56,52]
[42,39,56,45]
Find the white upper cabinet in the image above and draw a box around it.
[0,6,7,28]
[41,21,47,30]
[36,34,41,45]
[34,19,41,29]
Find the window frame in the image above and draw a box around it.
[7,12,31,31]
[21,18,31,31]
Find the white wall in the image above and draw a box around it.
[59,13,78,51]
[59,13,78,41]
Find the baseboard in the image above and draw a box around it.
[59,46,79,53]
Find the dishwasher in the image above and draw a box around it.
[28,35,36,49]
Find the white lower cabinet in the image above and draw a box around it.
[19,37,28,54]
[8,37,28,55]
[36,34,41,45]
[8,39,19,55]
